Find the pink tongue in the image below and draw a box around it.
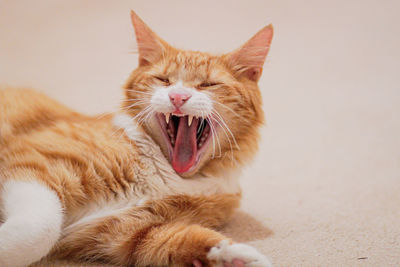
[172,116,198,173]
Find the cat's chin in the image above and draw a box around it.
[155,112,215,176]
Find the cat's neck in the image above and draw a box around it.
[111,112,241,196]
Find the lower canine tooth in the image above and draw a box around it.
[188,115,193,126]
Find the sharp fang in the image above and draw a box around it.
[165,113,170,124]
[188,115,193,126]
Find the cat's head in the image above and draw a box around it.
[123,11,273,178]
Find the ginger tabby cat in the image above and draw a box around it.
[0,11,273,267]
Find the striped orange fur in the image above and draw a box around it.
[0,11,273,267]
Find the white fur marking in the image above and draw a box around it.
[64,196,151,233]
[136,197,148,206]
[208,240,272,267]
[112,113,143,140]
[0,180,63,267]
[150,80,213,117]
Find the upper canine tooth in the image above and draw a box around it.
[188,115,193,126]
[165,113,170,124]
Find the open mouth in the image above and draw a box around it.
[156,113,213,174]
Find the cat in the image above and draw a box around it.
[0,10,273,267]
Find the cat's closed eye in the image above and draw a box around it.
[199,82,220,88]
[154,76,170,85]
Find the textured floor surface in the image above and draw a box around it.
[1,0,399,266]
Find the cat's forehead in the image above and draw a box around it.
[154,50,230,82]
[174,51,214,66]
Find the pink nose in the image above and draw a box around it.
[168,92,192,108]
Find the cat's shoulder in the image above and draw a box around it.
[0,88,85,139]
[0,88,81,118]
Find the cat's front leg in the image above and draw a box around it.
[125,222,271,267]
[55,194,271,267]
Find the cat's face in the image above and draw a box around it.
[123,11,273,177]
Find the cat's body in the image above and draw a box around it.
[0,89,241,265]
[0,89,240,221]
[0,11,273,267]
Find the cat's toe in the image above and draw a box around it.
[193,259,203,267]
[223,259,245,267]
[232,259,246,267]
[207,240,272,267]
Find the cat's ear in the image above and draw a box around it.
[130,11,169,66]
[225,25,273,82]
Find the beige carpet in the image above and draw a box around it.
[1,0,400,266]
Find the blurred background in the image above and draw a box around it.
[1,0,399,266]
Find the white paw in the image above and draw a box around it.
[207,240,272,267]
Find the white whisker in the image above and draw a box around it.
[207,116,222,158]
[211,113,235,162]
[96,111,115,120]
[121,100,149,111]
[212,110,240,150]
[214,101,242,119]
[197,117,205,135]
[203,112,214,158]
[110,124,124,138]
[125,89,153,96]
[139,107,155,126]
[136,106,156,127]
[132,106,152,124]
